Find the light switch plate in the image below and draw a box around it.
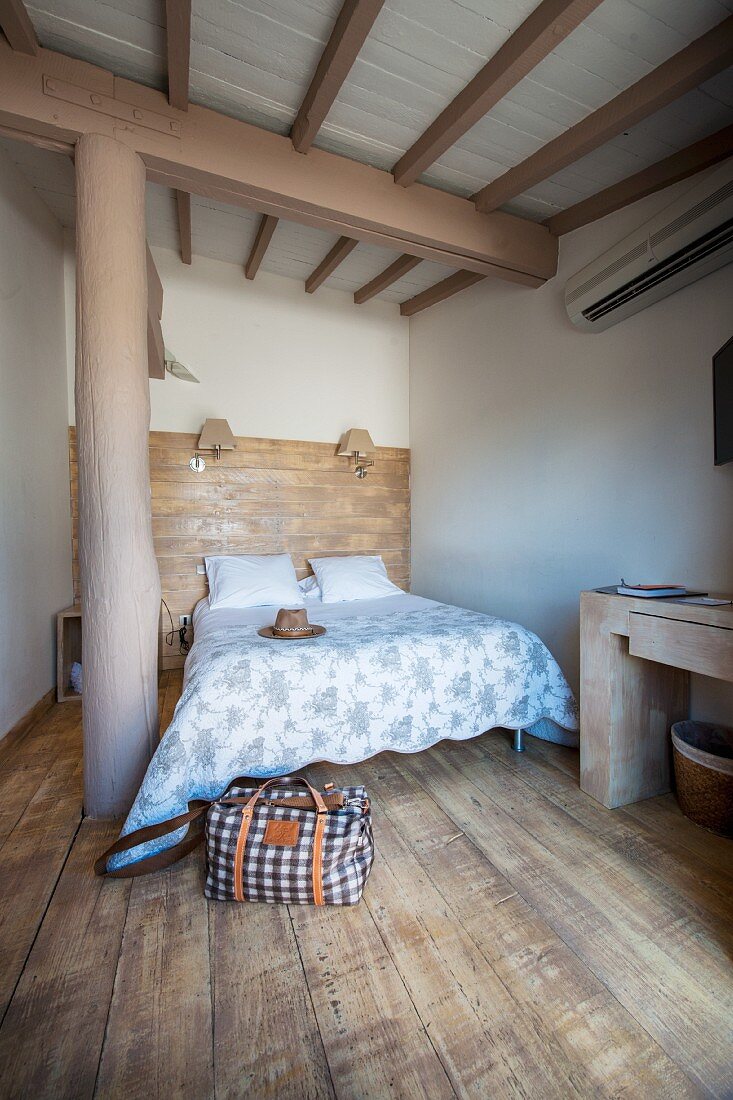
[196,564,206,574]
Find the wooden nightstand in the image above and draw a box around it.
[57,605,82,702]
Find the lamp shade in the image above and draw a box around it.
[337,428,375,457]
[198,418,236,450]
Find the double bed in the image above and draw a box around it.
[111,590,578,870]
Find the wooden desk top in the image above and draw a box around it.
[582,590,733,630]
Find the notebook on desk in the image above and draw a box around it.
[594,585,709,600]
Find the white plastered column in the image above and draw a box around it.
[75,132,161,818]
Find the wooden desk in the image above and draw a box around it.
[580,591,733,808]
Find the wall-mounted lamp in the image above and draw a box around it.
[164,348,200,383]
[337,428,375,479]
[189,418,236,472]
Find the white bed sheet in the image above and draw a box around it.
[192,592,437,642]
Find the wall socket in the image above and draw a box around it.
[179,614,191,628]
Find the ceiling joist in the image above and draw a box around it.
[400,271,486,317]
[473,15,733,213]
[0,41,556,284]
[146,245,165,380]
[165,0,191,113]
[0,0,38,56]
[245,214,279,280]
[354,254,422,304]
[291,0,386,154]
[547,124,733,237]
[393,0,603,188]
[306,237,358,293]
[176,189,192,265]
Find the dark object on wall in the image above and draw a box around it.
[671,720,733,836]
[713,334,733,465]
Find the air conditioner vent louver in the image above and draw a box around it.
[649,179,733,249]
[582,218,733,324]
[565,241,647,306]
[565,159,733,333]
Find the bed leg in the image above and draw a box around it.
[512,728,525,753]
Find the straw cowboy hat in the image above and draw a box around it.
[258,607,326,640]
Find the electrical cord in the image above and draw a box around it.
[161,597,190,655]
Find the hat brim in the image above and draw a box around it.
[257,624,327,639]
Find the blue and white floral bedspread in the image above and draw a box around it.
[112,604,578,868]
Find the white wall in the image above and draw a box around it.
[0,145,73,738]
[65,244,410,448]
[410,179,733,722]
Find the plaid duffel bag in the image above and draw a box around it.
[95,776,374,907]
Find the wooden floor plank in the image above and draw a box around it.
[478,734,733,920]
[157,669,169,723]
[399,744,732,1094]
[445,737,733,987]
[347,753,699,1099]
[160,668,183,735]
[290,900,457,1099]
[210,899,335,1099]
[1,696,731,1097]
[622,791,733,873]
[95,853,214,1099]
[529,733,733,874]
[0,820,131,1100]
[308,763,595,1098]
[0,743,83,1017]
[0,704,81,830]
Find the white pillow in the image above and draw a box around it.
[298,574,322,600]
[308,555,402,603]
[205,554,303,610]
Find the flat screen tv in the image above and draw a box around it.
[714,335,733,466]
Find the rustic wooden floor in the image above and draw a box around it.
[0,671,731,1099]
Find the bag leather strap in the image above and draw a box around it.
[93,803,210,878]
[95,776,331,880]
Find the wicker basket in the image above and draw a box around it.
[671,721,733,837]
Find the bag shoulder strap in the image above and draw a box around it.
[94,803,210,878]
[95,774,336,878]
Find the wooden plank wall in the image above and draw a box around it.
[69,429,410,669]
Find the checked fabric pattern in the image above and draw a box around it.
[205,784,373,905]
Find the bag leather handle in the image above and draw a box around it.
[240,775,329,815]
[231,776,329,904]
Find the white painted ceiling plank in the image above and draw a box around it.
[11,0,733,266]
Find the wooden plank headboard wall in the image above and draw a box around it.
[69,428,410,669]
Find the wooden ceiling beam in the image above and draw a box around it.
[146,244,165,379]
[245,213,279,280]
[546,124,733,237]
[393,0,602,188]
[0,40,556,284]
[400,271,486,317]
[146,244,163,321]
[164,1,192,265]
[354,254,421,304]
[176,188,192,264]
[165,0,191,112]
[291,0,385,153]
[305,236,358,293]
[0,0,38,55]
[473,15,733,213]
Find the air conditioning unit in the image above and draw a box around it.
[565,158,733,333]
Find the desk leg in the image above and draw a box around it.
[580,600,688,809]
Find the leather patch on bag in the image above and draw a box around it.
[263,819,300,846]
